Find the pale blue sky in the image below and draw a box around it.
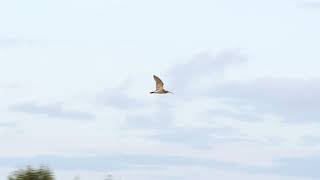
[1,0,320,179]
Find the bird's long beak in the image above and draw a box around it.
[169,91,174,94]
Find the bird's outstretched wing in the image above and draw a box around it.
[153,75,164,90]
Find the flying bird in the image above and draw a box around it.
[150,75,173,94]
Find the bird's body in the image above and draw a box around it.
[150,75,173,94]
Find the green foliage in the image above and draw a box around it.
[8,165,55,180]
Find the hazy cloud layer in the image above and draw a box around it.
[97,78,145,109]
[0,37,36,48]
[97,90,144,109]
[300,1,320,8]
[167,50,247,95]
[270,156,320,178]
[0,122,17,128]
[148,127,239,149]
[9,102,95,120]
[209,78,320,122]
[302,136,320,146]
